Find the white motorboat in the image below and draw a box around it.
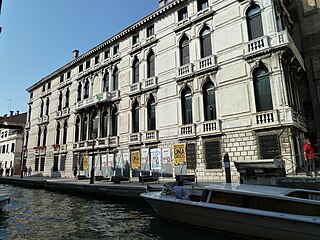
[141,183,320,240]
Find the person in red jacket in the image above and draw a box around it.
[304,138,315,176]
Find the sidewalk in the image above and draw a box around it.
[0,176,165,200]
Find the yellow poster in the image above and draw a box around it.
[173,143,186,166]
[83,155,89,170]
[131,151,141,170]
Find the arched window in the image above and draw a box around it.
[75,117,80,142]
[181,87,193,124]
[58,92,63,111]
[180,36,190,66]
[147,96,156,130]
[200,27,212,58]
[253,66,273,112]
[132,101,139,133]
[101,111,108,138]
[112,67,119,91]
[82,115,88,141]
[45,98,50,116]
[77,83,82,101]
[132,58,140,83]
[84,80,89,99]
[246,4,263,40]
[103,72,109,92]
[40,100,44,117]
[65,88,70,108]
[91,112,99,139]
[147,51,155,78]
[111,108,118,136]
[203,81,216,121]
[63,120,68,144]
[37,127,41,146]
[42,126,47,146]
[56,122,60,145]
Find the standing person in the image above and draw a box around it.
[73,166,78,181]
[27,166,32,177]
[24,166,27,177]
[304,138,316,176]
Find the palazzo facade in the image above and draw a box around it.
[25,0,309,181]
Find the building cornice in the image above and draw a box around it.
[27,0,186,92]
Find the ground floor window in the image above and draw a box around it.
[204,140,221,169]
[40,157,45,171]
[53,156,59,171]
[60,155,66,171]
[35,157,39,171]
[258,134,280,159]
[186,143,196,170]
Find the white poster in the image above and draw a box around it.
[123,152,130,165]
[141,148,149,164]
[101,154,107,168]
[108,154,114,167]
[151,148,161,170]
[115,152,122,168]
[162,148,172,164]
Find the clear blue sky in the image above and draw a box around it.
[0,0,159,116]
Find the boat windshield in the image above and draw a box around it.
[286,191,320,201]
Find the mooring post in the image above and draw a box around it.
[224,153,231,183]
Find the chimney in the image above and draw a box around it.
[10,111,14,117]
[73,49,79,59]
[15,110,19,115]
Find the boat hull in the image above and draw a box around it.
[0,196,10,209]
[142,193,320,240]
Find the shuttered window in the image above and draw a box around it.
[253,67,273,112]
[182,87,193,124]
[147,97,156,130]
[180,36,190,66]
[200,27,212,58]
[133,58,139,83]
[203,81,216,121]
[147,52,155,78]
[246,5,264,40]
[132,101,139,133]
[205,140,221,169]
[186,143,196,169]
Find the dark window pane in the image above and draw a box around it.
[205,140,221,169]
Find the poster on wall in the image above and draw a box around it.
[151,148,161,170]
[108,154,114,167]
[162,148,172,164]
[101,154,108,177]
[131,151,141,170]
[141,148,149,164]
[83,155,89,170]
[173,143,186,166]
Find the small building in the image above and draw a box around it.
[0,111,27,175]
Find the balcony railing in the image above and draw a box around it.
[244,30,290,57]
[56,108,70,119]
[198,120,222,136]
[179,123,196,138]
[176,63,193,78]
[252,110,279,128]
[129,82,141,94]
[110,90,120,100]
[144,130,159,142]
[109,136,119,146]
[76,92,110,110]
[129,133,141,144]
[196,55,217,72]
[143,76,158,89]
[279,108,306,130]
[37,115,49,124]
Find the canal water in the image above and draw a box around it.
[0,184,247,240]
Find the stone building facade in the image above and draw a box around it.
[25,0,309,181]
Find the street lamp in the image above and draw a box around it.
[90,131,97,184]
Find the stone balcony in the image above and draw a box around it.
[198,120,222,136]
[56,107,70,119]
[143,76,158,90]
[108,136,119,146]
[252,108,306,131]
[179,123,196,139]
[195,55,218,73]
[110,90,120,100]
[37,115,49,125]
[144,130,159,143]
[76,91,110,110]
[25,122,30,129]
[244,30,298,59]
[176,63,194,79]
[129,82,141,95]
[129,133,141,145]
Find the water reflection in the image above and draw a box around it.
[0,184,243,240]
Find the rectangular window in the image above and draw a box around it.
[79,64,83,72]
[258,135,281,159]
[147,25,154,38]
[113,45,119,54]
[30,92,33,99]
[67,71,71,79]
[95,55,100,64]
[60,75,64,83]
[178,7,188,21]
[198,0,209,12]
[35,157,39,171]
[204,140,221,169]
[40,157,45,171]
[53,155,59,171]
[186,143,196,169]
[132,33,139,45]
[60,155,66,171]
[104,49,110,59]
[85,60,90,69]
[42,85,45,92]
[11,143,15,152]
